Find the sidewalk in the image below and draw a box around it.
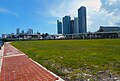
[0,43,64,81]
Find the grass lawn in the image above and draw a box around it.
[11,39,120,80]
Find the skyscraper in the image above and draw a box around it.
[73,17,78,34]
[22,30,24,34]
[27,29,33,35]
[16,28,20,34]
[78,6,87,33]
[70,20,74,34]
[63,16,71,34]
[57,20,62,34]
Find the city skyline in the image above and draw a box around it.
[16,28,34,35]
[58,6,87,34]
[0,0,120,35]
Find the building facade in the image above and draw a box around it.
[70,20,74,34]
[73,17,79,34]
[57,20,62,34]
[16,28,20,34]
[21,30,24,34]
[27,29,33,35]
[78,6,87,33]
[63,16,71,34]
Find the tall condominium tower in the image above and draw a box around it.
[21,30,24,34]
[73,17,79,34]
[16,28,20,34]
[27,29,33,35]
[63,16,71,34]
[78,6,87,33]
[70,20,74,34]
[57,20,62,34]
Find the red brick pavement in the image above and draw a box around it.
[0,43,60,81]
[3,43,24,56]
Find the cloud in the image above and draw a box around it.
[0,7,19,17]
[100,0,120,26]
[49,0,101,18]
[48,21,57,25]
[115,22,120,25]
[100,0,120,15]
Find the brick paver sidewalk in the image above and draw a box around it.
[0,43,63,81]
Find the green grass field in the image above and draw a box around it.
[12,39,120,80]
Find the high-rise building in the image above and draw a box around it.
[70,20,74,34]
[73,17,79,34]
[16,28,20,34]
[22,30,24,34]
[57,20,62,34]
[63,16,71,34]
[27,29,33,35]
[78,6,87,33]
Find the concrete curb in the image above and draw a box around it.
[0,45,4,73]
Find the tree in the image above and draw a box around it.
[41,33,49,38]
[2,38,8,42]
[44,33,49,38]
[41,33,45,38]
[37,31,41,35]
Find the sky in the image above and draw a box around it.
[0,0,120,35]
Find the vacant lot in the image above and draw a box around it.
[12,39,120,80]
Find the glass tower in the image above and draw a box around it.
[63,16,71,34]
[57,20,62,34]
[73,17,79,34]
[16,28,20,34]
[78,6,87,33]
[27,29,33,35]
[70,20,74,34]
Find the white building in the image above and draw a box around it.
[45,34,65,39]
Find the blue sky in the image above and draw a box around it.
[0,0,120,35]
